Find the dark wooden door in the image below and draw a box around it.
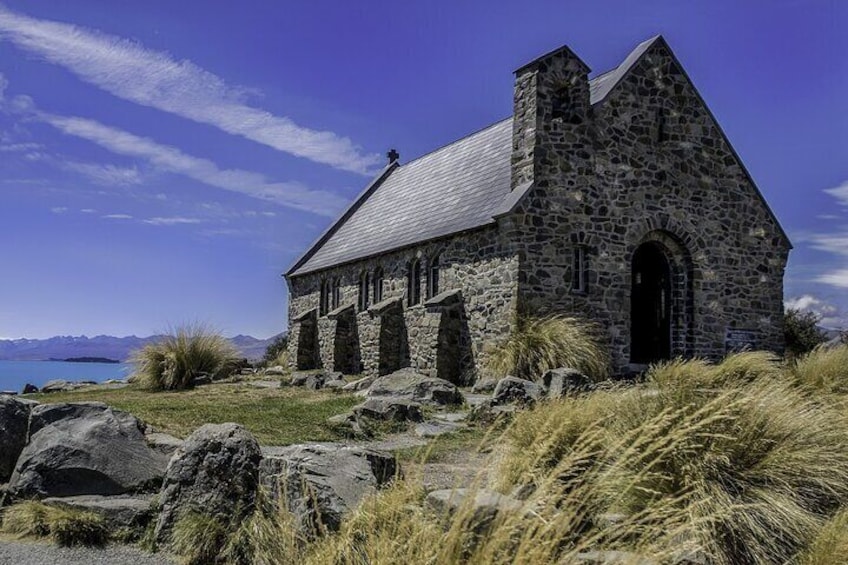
[631,242,672,363]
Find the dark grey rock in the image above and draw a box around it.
[414,420,464,438]
[542,367,593,398]
[22,383,39,394]
[305,373,328,390]
[144,431,183,458]
[352,397,423,422]
[0,396,32,482]
[154,423,261,544]
[42,494,155,533]
[259,443,397,537]
[366,368,462,405]
[291,370,323,387]
[322,378,347,390]
[492,376,544,406]
[9,402,170,498]
[426,488,521,532]
[1,390,17,396]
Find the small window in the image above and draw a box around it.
[408,259,421,306]
[572,247,587,293]
[373,267,384,303]
[656,108,667,143]
[358,271,370,311]
[319,279,330,316]
[427,255,440,299]
[331,278,341,310]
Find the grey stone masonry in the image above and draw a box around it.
[284,36,790,380]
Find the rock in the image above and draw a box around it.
[323,378,347,390]
[102,379,127,385]
[154,423,261,544]
[192,374,212,386]
[471,377,499,394]
[9,402,171,499]
[469,399,518,424]
[290,371,322,387]
[426,488,521,532]
[575,551,657,564]
[414,420,464,438]
[542,367,592,398]
[0,391,16,396]
[341,375,377,392]
[366,368,463,406]
[259,444,397,537]
[352,398,424,422]
[492,377,544,406]
[239,368,256,376]
[42,494,155,533]
[22,383,39,394]
[305,373,328,390]
[40,380,86,393]
[144,431,183,458]
[0,396,33,482]
[264,365,287,376]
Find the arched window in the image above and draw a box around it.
[427,254,440,299]
[373,267,384,303]
[319,279,330,316]
[358,271,370,311]
[331,277,341,310]
[408,259,421,306]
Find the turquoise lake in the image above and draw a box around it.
[0,360,131,393]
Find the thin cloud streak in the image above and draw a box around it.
[0,6,381,174]
[62,160,142,186]
[39,111,346,217]
[143,216,203,226]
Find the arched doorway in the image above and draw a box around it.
[631,242,672,363]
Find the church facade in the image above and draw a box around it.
[284,36,791,383]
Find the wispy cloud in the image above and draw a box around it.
[825,180,848,206]
[39,112,346,216]
[0,6,381,174]
[0,141,42,152]
[102,213,132,219]
[815,269,848,289]
[62,160,142,186]
[50,206,67,214]
[143,216,202,226]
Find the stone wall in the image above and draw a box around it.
[508,39,790,370]
[286,227,519,382]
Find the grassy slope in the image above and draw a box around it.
[25,383,361,445]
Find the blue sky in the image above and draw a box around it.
[0,0,846,339]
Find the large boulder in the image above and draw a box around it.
[342,375,377,393]
[154,423,261,543]
[542,367,592,398]
[492,377,544,406]
[0,396,33,482]
[8,402,170,499]
[366,368,462,406]
[259,444,397,537]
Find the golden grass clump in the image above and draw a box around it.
[1,501,107,547]
[792,343,848,395]
[131,323,241,391]
[486,315,609,381]
[799,508,848,565]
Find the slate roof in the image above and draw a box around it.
[287,37,661,278]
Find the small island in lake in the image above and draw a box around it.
[58,357,122,364]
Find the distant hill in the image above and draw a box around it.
[0,333,280,362]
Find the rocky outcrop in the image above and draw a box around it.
[42,494,155,533]
[154,423,261,543]
[8,402,170,499]
[542,367,592,398]
[492,377,544,406]
[366,368,463,406]
[342,375,377,392]
[259,444,397,537]
[0,396,33,482]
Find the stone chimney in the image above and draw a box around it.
[387,148,400,164]
[511,45,591,191]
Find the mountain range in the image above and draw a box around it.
[0,334,279,362]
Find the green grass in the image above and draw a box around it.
[26,383,361,445]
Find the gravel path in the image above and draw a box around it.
[0,539,176,565]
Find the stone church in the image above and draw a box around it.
[284,36,790,383]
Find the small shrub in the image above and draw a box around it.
[785,308,827,358]
[131,324,241,391]
[262,333,289,366]
[486,315,609,381]
[792,344,848,395]
[171,511,229,565]
[1,501,107,547]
